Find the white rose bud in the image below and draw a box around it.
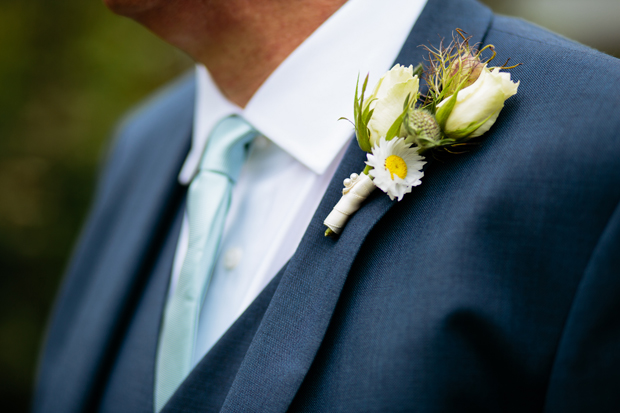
[438,65,519,139]
[366,64,419,147]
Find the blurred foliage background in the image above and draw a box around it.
[0,1,191,410]
[0,0,618,411]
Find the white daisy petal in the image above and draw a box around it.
[366,137,425,201]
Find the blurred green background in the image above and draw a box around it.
[0,1,191,410]
[0,0,618,411]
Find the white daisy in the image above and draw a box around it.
[366,137,426,201]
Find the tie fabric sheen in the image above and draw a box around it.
[155,115,257,411]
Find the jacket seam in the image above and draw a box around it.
[490,26,609,59]
[540,194,620,410]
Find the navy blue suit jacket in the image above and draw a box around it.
[34,0,620,411]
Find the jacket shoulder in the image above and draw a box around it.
[489,15,613,56]
[487,14,620,74]
[95,71,195,199]
[112,71,196,158]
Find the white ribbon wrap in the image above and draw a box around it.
[324,172,377,235]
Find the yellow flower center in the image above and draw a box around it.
[385,155,408,180]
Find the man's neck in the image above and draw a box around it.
[106,0,348,107]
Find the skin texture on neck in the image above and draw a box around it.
[104,0,348,107]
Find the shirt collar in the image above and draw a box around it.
[179,0,428,184]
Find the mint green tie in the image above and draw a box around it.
[155,115,257,411]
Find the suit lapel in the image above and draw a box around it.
[35,77,195,412]
[220,1,493,412]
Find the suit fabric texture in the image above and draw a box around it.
[34,0,620,411]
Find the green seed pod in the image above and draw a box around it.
[404,109,441,150]
[443,54,485,96]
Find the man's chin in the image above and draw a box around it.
[102,0,163,17]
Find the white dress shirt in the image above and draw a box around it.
[168,0,428,368]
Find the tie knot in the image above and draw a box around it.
[199,115,257,181]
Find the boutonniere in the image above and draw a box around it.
[324,29,520,236]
